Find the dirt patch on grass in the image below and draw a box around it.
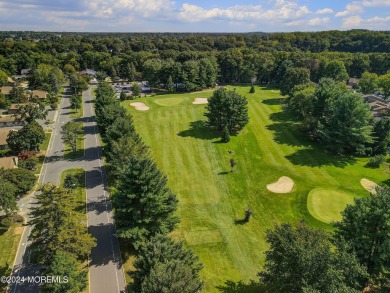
[267,176,294,193]
[130,102,149,111]
[360,178,379,194]
[193,98,208,105]
[13,226,23,235]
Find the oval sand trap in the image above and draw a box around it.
[360,178,379,194]
[267,176,294,193]
[307,188,355,223]
[130,102,149,111]
[193,98,208,104]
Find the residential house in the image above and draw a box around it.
[0,128,13,149]
[8,103,28,115]
[80,69,97,78]
[0,86,13,97]
[21,69,31,76]
[0,116,22,127]
[347,77,358,89]
[31,90,47,100]
[0,156,18,169]
[364,95,390,118]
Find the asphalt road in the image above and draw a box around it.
[8,86,126,293]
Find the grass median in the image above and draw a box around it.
[60,168,88,293]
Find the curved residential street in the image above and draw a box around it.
[8,86,126,293]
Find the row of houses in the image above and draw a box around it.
[364,95,390,119]
[0,128,19,169]
[0,86,47,101]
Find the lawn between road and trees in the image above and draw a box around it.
[0,131,53,293]
[120,85,389,292]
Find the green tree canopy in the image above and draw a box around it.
[359,72,379,94]
[205,88,249,134]
[0,179,17,216]
[324,60,349,82]
[334,188,390,283]
[60,121,83,153]
[132,235,204,293]
[29,184,95,263]
[42,252,87,293]
[280,67,311,96]
[112,157,179,249]
[259,222,367,292]
[7,121,45,153]
[0,168,36,197]
[317,91,373,155]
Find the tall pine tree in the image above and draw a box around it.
[112,157,179,249]
[132,235,204,293]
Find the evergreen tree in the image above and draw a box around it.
[112,157,179,249]
[167,75,174,92]
[29,184,95,263]
[120,91,127,101]
[108,135,149,175]
[132,235,204,293]
[249,85,255,93]
[132,82,142,97]
[96,103,126,138]
[42,252,87,293]
[221,125,230,143]
[334,188,390,283]
[372,118,390,155]
[205,88,249,133]
[317,91,373,155]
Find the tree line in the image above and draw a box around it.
[258,187,390,292]
[0,31,389,90]
[94,82,204,292]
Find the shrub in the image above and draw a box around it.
[367,155,385,168]
[64,174,79,189]
[250,85,255,93]
[18,157,38,171]
[1,217,13,228]
[51,103,58,109]
[221,125,230,143]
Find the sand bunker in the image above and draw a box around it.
[360,178,380,194]
[267,176,294,193]
[193,98,208,104]
[130,102,149,111]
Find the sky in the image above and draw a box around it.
[0,0,389,32]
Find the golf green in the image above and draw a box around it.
[307,188,356,223]
[154,97,185,106]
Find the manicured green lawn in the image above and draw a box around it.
[307,188,356,223]
[0,224,23,292]
[59,169,88,293]
[121,86,389,292]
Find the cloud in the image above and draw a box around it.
[343,14,390,29]
[361,0,390,7]
[178,1,309,23]
[343,15,362,27]
[336,2,364,17]
[315,8,334,15]
[286,17,329,26]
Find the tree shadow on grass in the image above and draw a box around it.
[266,122,310,147]
[285,148,357,168]
[381,179,390,187]
[216,280,265,293]
[262,98,285,106]
[177,120,220,140]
